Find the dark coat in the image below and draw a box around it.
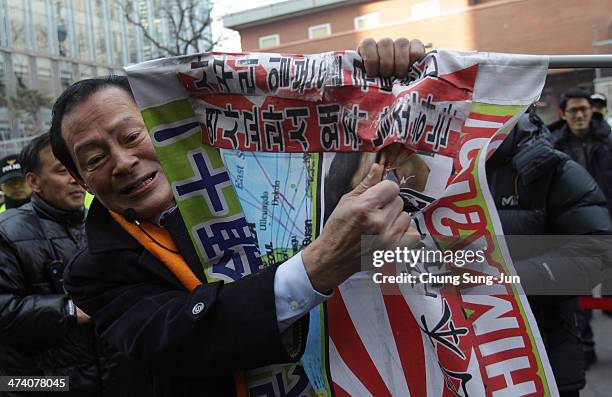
[487,113,612,392]
[0,194,148,397]
[63,200,308,397]
[550,113,612,215]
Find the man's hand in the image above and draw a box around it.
[76,306,90,324]
[302,164,420,293]
[357,37,426,78]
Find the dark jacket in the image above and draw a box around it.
[487,113,612,392]
[0,193,149,397]
[550,112,612,215]
[63,199,308,397]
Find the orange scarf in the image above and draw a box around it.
[110,211,248,397]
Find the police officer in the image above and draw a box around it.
[0,154,32,212]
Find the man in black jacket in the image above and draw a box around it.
[549,89,612,367]
[550,89,612,214]
[0,133,151,396]
[49,38,423,396]
[487,112,612,397]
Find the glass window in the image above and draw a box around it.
[308,23,331,39]
[59,61,73,90]
[74,11,91,62]
[0,108,10,143]
[54,0,71,57]
[110,3,124,65]
[79,64,95,79]
[12,54,30,89]
[33,0,49,53]
[128,25,139,64]
[36,58,53,97]
[92,0,107,64]
[354,13,380,30]
[7,0,26,49]
[0,53,6,98]
[259,34,279,49]
[40,107,52,130]
[411,0,440,20]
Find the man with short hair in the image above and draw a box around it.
[0,153,32,212]
[550,89,612,214]
[0,133,150,396]
[50,38,423,396]
[550,89,612,368]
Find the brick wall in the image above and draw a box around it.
[236,0,612,56]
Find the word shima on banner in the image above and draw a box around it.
[126,50,556,397]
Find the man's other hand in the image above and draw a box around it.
[357,37,426,78]
[76,306,90,324]
[302,163,420,293]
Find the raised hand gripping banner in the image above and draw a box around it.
[126,50,557,397]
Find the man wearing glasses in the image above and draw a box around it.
[550,89,612,216]
[550,89,612,370]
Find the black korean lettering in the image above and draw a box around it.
[205,108,221,144]
[352,58,376,92]
[222,104,240,149]
[238,66,256,95]
[268,57,291,93]
[243,107,261,150]
[262,105,285,151]
[373,107,392,148]
[213,59,234,92]
[285,107,310,151]
[293,58,314,94]
[427,103,456,151]
[317,104,340,150]
[341,105,367,150]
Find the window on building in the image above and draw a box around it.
[92,0,108,64]
[33,0,50,54]
[411,0,440,19]
[308,23,331,39]
[12,54,30,88]
[354,13,380,30]
[259,34,279,49]
[7,0,26,49]
[0,54,6,98]
[79,64,95,79]
[59,61,73,90]
[74,11,91,62]
[36,58,53,97]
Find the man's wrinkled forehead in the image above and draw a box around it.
[61,88,141,146]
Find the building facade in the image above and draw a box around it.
[224,0,612,122]
[0,0,211,157]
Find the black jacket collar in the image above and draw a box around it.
[31,192,86,226]
[85,199,207,282]
[86,199,141,254]
[552,113,612,146]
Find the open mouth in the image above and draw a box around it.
[120,172,157,195]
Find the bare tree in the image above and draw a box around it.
[122,0,219,57]
[8,80,52,137]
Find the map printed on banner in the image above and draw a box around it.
[126,49,556,397]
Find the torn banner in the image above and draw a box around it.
[125,50,556,396]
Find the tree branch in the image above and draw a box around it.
[123,1,179,56]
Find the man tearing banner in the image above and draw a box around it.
[52,37,557,396]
